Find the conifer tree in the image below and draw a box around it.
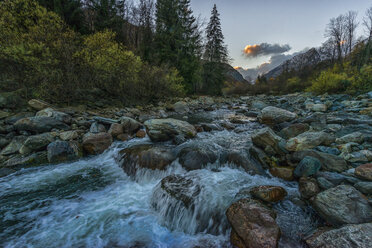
[203,4,228,95]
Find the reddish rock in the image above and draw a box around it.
[136,129,146,138]
[269,167,294,181]
[355,163,372,181]
[82,132,112,155]
[250,185,288,203]
[108,123,124,138]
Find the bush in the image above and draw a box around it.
[349,64,372,93]
[308,69,351,94]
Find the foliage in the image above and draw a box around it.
[308,69,351,94]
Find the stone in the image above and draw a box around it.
[173,101,190,113]
[136,129,146,138]
[144,118,196,142]
[258,106,297,126]
[178,146,218,170]
[221,150,266,175]
[108,123,124,138]
[89,122,106,133]
[3,151,48,168]
[14,117,69,134]
[0,136,27,155]
[47,141,81,163]
[0,167,16,177]
[59,130,79,141]
[336,132,364,144]
[36,108,71,124]
[313,185,372,226]
[0,137,10,149]
[354,181,372,195]
[82,132,112,155]
[269,167,294,181]
[306,223,372,248]
[120,116,141,134]
[355,163,372,181]
[251,127,285,156]
[117,144,176,176]
[311,103,328,112]
[294,156,322,178]
[93,116,118,125]
[285,131,331,152]
[226,198,280,248]
[19,133,55,155]
[316,177,335,190]
[299,177,320,199]
[250,185,287,203]
[28,99,52,110]
[279,123,309,139]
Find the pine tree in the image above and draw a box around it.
[154,0,202,93]
[203,4,228,95]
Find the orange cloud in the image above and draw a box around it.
[244,44,260,55]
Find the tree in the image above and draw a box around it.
[137,0,154,61]
[363,6,372,41]
[345,11,358,55]
[202,4,228,95]
[325,14,346,61]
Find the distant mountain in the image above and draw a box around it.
[263,48,321,79]
[235,67,258,83]
[224,64,248,83]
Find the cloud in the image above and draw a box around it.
[243,43,291,58]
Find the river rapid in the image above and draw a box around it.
[0,107,319,248]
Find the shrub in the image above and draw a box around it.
[308,70,351,94]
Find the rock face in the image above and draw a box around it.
[82,132,113,155]
[250,186,287,203]
[258,106,297,125]
[47,141,80,163]
[144,118,196,142]
[306,223,372,248]
[226,198,281,248]
[14,116,69,133]
[286,131,331,152]
[313,185,372,226]
[354,163,372,181]
[117,144,176,176]
[178,146,218,170]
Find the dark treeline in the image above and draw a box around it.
[0,0,229,106]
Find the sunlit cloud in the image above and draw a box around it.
[243,43,291,58]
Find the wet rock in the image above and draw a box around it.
[178,146,218,171]
[279,123,309,139]
[336,132,364,144]
[14,117,69,134]
[305,223,372,248]
[285,131,331,152]
[117,144,176,176]
[291,150,348,173]
[136,129,146,138]
[250,185,287,203]
[28,99,52,110]
[3,151,48,168]
[108,123,124,138]
[173,101,189,113]
[47,140,81,163]
[313,185,372,226]
[89,122,106,133]
[200,123,223,132]
[299,177,320,199]
[0,136,27,155]
[19,133,55,155]
[144,118,196,142]
[226,198,281,248]
[258,106,297,126]
[0,167,16,177]
[294,156,321,178]
[82,132,112,155]
[269,167,294,181]
[120,116,141,134]
[36,108,71,124]
[221,150,266,175]
[354,163,372,181]
[251,127,286,156]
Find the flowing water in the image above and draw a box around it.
[0,107,319,248]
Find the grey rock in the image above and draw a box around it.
[258,106,297,125]
[19,133,55,155]
[36,108,71,124]
[14,117,69,134]
[47,141,81,163]
[294,156,322,178]
[0,136,27,155]
[144,118,196,142]
[178,146,218,170]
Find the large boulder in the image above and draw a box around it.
[36,108,71,124]
[47,140,81,163]
[14,116,69,134]
[291,150,348,173]
[120,116,141,134]
[19,133,55,155]
[251,127,286,156]
[250,185,287,203]
[354,163,372,181]
[82,132,112,155]
[306,223,372,248]
[285,131,332,152]
[313,185,372,226]
[178,146,218,170]
[226,198,281,248]
[144,118,196,142]
[117,144,176,176]
[258,106,297,126]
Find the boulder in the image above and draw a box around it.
[221,150,266,175]
[0,136,27,155]
[313,185,372,226]
[299,177,320,199]
[36,108,71,124]
[354,163,372,181]
[19,133,55,155]
[310,103,327,112]
[120,116,141,134]
[354,181,372,195]
[3,151,48,168]
[14,117,69,134]
[136,129,146,138]
[269,167,294,181]
[144,118,196,142]
[47,140,81,163]
[0,137,10,149]
[294,156,322,178]
[285,131,331,152]
[59,130,79,141]
[251,127,285,156]
[279,123,309,139]
[306,223,372,248]
[117,144,176,176]
[89,122,106,133]
[108,123,124,138]
[258,106,297,126]
[173,101,190,113]
[336,132,364,144]
[28,99,52,110]
[178,146,218,170]
[226,198,281,248]
[82,132,112,155]
[250,185,287,203]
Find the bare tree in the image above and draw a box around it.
[363,6,372,41]
[325,14,346,61]
[345,11,358,55]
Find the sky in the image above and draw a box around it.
[191,0,372,70]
